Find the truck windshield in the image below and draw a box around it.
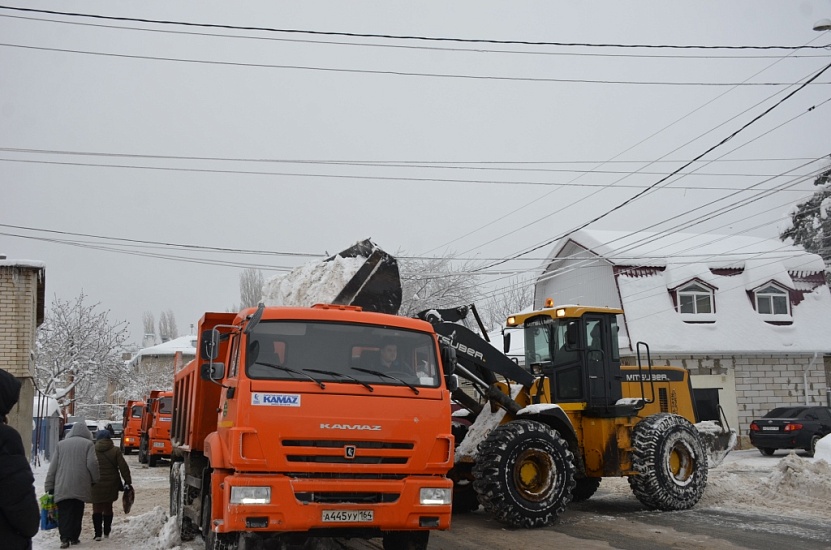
[158,397,173,414]
[245,321,441,388]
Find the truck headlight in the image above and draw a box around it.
[230,486,271,505]
[419,488,451,505]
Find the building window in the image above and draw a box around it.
[755,284,789,315]
[677,282,713,314]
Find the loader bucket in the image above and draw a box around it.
[695,421,737,468]
[328,239,402,315]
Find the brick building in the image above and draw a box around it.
[0,258,45,459]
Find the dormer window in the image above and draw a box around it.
[754,284,790,316]
[677,282,713,314]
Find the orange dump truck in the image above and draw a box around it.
[138,389,173,467]
[120,399,145,455]
[170,304,456,550]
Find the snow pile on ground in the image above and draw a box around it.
[761,452,831,501]
[262,255,364,307]
[815,432,831,461]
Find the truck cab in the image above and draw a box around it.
[120,400,145,455]
[171,305,456,550]
[138,390,173,467]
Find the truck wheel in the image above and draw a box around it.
[138,437,148,464]
[571,477,601,502]
[382,530,429,550]
[628,413,708,511]
[149,453,158,467]
[172,462,197,541]
[202,489,237,550]
[472,419,575,528]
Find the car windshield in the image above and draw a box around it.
[245,321,441,388]
[111,422,123,430]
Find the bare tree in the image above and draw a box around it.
[158,310,179,342]
[398,254,482,317]
[239,268,265,309]
[34,291,130,417]
[480,276,535,331]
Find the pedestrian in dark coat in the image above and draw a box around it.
[91,430,131,541]
[0,368,39,550]
[45,421,100,548]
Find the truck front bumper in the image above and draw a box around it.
[212,474,452,534]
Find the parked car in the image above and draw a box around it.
[749,406,831,457]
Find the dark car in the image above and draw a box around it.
[105,421,123,439]
[749,406,831,457]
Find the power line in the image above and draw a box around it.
[0,5,827,51]
[3,13,829,60]
[4,42,827,86]
[474,61,831,272]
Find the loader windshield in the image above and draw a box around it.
[245,321,441,388]
[523,317,579,370]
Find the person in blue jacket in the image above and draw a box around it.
[0,368,40,550]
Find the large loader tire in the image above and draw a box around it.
[628,413,708,511]
[472,419,575,528]
[571,477,601,502]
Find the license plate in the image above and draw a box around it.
[321,510,373,523]
[153,442,166,448]
[761,426,779,431]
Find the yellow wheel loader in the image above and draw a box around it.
[419,301,735,528]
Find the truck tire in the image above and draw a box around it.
[628,413,708,511]
[202,488,239,550]
[149,453,158,467]
[138,436,148,464]
[571,477,601,502]
[382,530,429,550]
[472,419,575,528]
[172,462,198,541]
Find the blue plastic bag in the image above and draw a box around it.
[39,493,58,530]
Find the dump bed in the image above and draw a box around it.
[171,312,235,452]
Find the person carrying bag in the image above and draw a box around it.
[91,430,132,541]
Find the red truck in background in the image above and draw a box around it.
[138,390,173,467]
[120,399,145,455]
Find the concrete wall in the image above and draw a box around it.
[0,264,43,460]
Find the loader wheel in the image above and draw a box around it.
[472,419,575,528]
[571,477,601,502]
[628,413,707,511]
[382,530,429,550]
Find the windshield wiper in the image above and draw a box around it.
[304,369,374,392]
[254,361,325,389]
[351,367,419,395]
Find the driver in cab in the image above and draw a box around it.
[378,339,406,371]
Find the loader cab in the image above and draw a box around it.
[512,305,624,414]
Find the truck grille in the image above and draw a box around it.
[295,492,400,504]
[283,439,413,465]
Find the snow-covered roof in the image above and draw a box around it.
[0,259,46,269]
[130,335,197,364]
[545,229,825,274]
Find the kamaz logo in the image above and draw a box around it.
[320,423,382,431]
[251,392,301,407]
[438,334,484,361]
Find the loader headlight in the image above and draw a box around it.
[419,488,451,506]
[230,486,271,505]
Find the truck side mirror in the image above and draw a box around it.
[200,361,226,381]
[201,329,221,361]
[445,374,459,392]
[440,343,457,376]
[503,332,511,354]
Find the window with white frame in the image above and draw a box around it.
[677,282,713,314]
[755,284,789,315]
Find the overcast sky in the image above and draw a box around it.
[2,1,830,346]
